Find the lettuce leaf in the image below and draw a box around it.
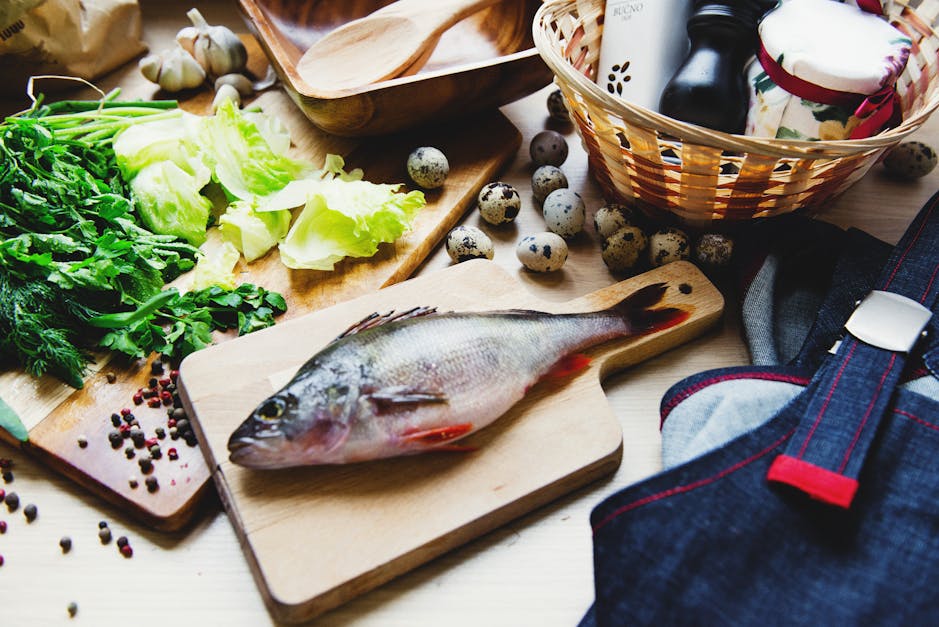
[278,178,425,270]
[200,99,309,200]
[112,113,203,179]
[218,198,291,262]
[190,241,242,291]
[130,161,213,246]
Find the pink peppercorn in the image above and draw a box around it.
[147,397,161,408]
[120,545,133,558]
[170,370,179,382]
[158,377,172,388]
[168,448,179,461]
[0,488,5,501]
[167,418,177,429]
[120,408,132,416]
[0,520,6,533]
[132,392,144,406]
[145,438,158,448]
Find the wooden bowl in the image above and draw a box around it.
[239,0,553,137]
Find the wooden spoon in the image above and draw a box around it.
[296,0,501,93]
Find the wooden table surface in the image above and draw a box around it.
[1,1,937,625]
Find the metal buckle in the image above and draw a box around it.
[844,290,932,353]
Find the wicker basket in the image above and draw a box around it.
[533,0,939,226]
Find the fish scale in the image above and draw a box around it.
[227,283,688,468]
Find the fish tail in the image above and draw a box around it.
[608,282,690,335]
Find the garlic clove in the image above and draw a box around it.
[213,83,242,112]
[214,73,254,97]
[176,25,199,56]
[139,54,163,84]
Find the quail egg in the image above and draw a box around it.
[883,141,938,180]
[547,89,571,124]
[406,146,449,189]
[445,226,493,263]
[477,182,521,225]
[593,203,640,239]
[531,165,569,203]
[529,130,569,166]
[542,188,586,238]
[694,233,734,268]
[516,232,569,272]
[601,226,648,273]
[648,227,691,267]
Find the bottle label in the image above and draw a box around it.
[597,0,692,112]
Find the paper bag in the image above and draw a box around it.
[0,0,146,93]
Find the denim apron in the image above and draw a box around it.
[581,194,939,626]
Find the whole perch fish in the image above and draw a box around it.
[228,283,689,468]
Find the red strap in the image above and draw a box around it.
[767,454,859,508]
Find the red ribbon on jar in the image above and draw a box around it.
[755,44,902,140]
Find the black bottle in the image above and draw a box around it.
[658,1,772,134]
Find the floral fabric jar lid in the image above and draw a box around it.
[745,0,911,140]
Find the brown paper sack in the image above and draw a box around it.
[0,0,146,93]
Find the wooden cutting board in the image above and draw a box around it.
[178,259,724,623]
[0,90,521,531]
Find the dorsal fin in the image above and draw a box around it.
[334,306,440,340]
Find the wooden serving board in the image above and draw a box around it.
[0,90,521,531]
[178,259,724,623]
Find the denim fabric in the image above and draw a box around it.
[581,195,939,626]
[661,369,939,469]
[582,388,939,627]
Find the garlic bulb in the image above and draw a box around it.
[185,8,247,77]
[138,45,206,92]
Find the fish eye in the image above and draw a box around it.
[257,397,285,421]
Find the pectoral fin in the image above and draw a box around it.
[401,422,474,445]
[365,385,449,409]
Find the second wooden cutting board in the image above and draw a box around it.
[0,90,521,531]
[179,259,724,623]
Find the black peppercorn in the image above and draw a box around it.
[2,470,13,483]
[111,413,122,427]
[145,476,159,493]
[4,491,18,511]
[116,535,129,549]
[60,536,72,553]
[98,527,112,544]
[67,601,78,618]
[23,503,37,522]
[150,359,164,375]
[108,430,122,448]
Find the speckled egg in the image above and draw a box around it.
[445,226,493,263]
[601,226,648,273]
[593,203,639,239]
[531,165,568,203]
[547,89,571,123]
[648,227,691,267]
[529,130,569,166]
[883,141,938,180]
[406,146,449,189]
[694,233,735,268]
[542,188,585,238]
[477,182,521,225]
[516,232,569,272]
